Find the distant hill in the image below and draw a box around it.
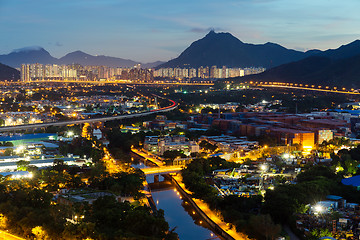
[0,62,20,81]
[58,51,139,68]
[158,31,360,70]
[231,54,360,88]
[142,61,165,69]
[0,48,163,69]
[318,40,360,60]
[158,30,307,69]
[0,47,57,68]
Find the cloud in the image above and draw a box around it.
[55,41,63,47]
[189,27,226,33]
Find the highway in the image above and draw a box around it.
[247,81,360,95]
[0,98,178,132]
[20,79,214,86]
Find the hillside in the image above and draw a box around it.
[158,31,306,69]
[231,54,360,88]
[0,48,163,69]
[0,62,20,81]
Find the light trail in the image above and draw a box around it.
[19,80,214,86]
[0,97,178,132]
[245,81,360,95]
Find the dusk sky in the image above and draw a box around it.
[1,0,360,62]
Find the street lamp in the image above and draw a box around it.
[260,164,268,172]
[313,203,325,215]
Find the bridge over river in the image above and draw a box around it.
[141,165,183,175]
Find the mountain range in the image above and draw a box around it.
[157,30,360,69]
[0,47,164,69]
[232,53,360,88]
[2,31,360,86]
[3,31,360,71]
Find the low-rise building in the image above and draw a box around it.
[144,135,199,155]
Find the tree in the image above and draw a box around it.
[163,150,186,161]
[0,142,13,147]
[32,226,49,240]
[0,213,7,229]
[4,148,13,156]
[17,160,30,171]
[199,140,217,152]
[310,228,333,240]
[248,214,281,240]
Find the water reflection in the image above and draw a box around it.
[152,188,221,240]
[131,156,221,240]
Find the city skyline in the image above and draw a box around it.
[1,0,360,62]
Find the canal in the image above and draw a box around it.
[131,154,221,240]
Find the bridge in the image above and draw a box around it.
[131,148,165,166]
[141,165,183,175]
[0,99,177,132]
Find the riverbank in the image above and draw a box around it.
[171,174,250,240]
[131,152,222,239]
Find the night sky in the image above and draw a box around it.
[1,0,360,62]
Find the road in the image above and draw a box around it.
[141,165,183,175]
[131,148,165,166]
[21,79,214,86]
[247,81,360,95]
[173,175,249,240]
[0,231,24,240]
[0,98,177,132]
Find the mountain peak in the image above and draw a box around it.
[204,30,234,38]
[65,50,90,56]
[157,31,304,69]
[206,30,216,36]
[11,46,45,53]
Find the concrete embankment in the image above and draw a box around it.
[171,175,248,240]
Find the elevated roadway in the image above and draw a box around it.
[0,99,177,132]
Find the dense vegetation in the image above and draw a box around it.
[0,163,177,239]
[59,137,105,162]
[167,88,351,114]
[181,156,360,240]
[181,157,281,239]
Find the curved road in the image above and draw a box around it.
[0,99,178,132]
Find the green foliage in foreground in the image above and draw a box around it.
[0,166,177,240]
[263,165,360,224]
[181,157,281,239]
[181,158,360,239]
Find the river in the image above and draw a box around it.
[131,154,221,240]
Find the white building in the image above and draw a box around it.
[144,135,199,155]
